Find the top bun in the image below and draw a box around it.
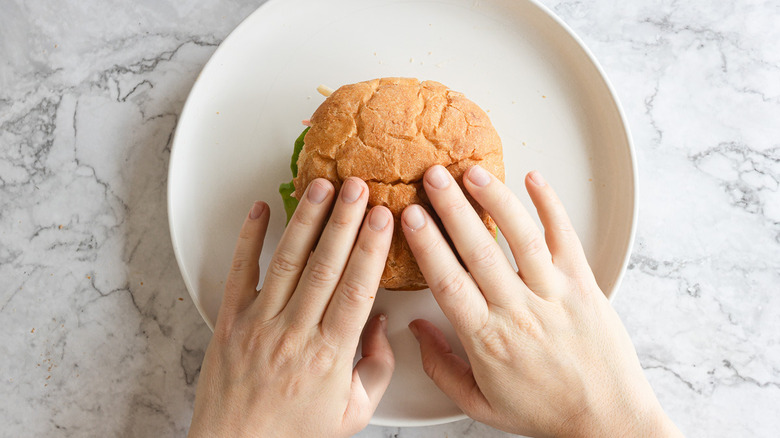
[293,77,505,290]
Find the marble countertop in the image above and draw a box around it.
[1,0,778,436]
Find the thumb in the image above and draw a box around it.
[343,314,395,430]
[408,319,491,419]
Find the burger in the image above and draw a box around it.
[279,77,505,290]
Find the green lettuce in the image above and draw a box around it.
[279,127,309,224]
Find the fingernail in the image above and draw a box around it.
[307,181,329,204]
[369,207,391,231]
[529,171,546,187]
[341,178,363,203]
[408,322,420,339]
[249,201,266,219]
[426,165,451,189]
[402,205,426,231]
[378,314,388,332]
[467,165,491,187]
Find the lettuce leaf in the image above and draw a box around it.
[278,127,309,224]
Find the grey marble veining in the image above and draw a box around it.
[1,0,778,437]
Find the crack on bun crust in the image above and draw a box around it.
[293,78,505,290]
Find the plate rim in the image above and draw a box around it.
[167,0,637,427]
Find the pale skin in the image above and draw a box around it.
[188,166,683,438]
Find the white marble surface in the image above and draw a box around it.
[1,0,778,436]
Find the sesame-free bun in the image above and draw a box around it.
[293,78,505,290]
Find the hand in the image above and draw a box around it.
[402,165,682,437]
[188,178,395,438]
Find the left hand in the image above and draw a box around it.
[188,178,395,438]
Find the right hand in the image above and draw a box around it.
[401,165,683,437]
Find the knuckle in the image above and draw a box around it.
[435,269,469,299]
[496,185,515,206]
[237,230,252,244]
[418,235,444,257]
[290,209,315,228]
[553,218,575,234]
[339,278,374,307]
[511,308,543,339]
[441,198,471,218]
[458,382,484,419]
[229,256,251,274]
[269,251,301,277]
[270,331,301,367]
[377,351,396,371]
[569,271,597,298]
[327,211,354,231]
[212,321,234,346]
[307,259,339,285]
[475,325,512,362]
[467,241,501,271]
[223,276,244,298]
[238,223,257,242]
[519,234,547,258]
[421,352,439,380]
[311,343,339,373]
[238,318,271,353]
[356,235,386,257]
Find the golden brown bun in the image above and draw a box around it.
[293,78,505,290]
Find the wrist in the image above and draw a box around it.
[561,395,681,438]
[188,406,276,438]
[621,406,682,438]
[565,402,683,438]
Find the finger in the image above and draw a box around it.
[344,314,395,430]
[402,204,488,333]
[254,179,334,320]
[284,177,369,324]
[463,165,559,297]
[525,171,590,274]
[423,165,521,306]
[219,201,270,322]
[322,206,393,346]
[408,319,491,420]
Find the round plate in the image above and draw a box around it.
[168,0,636,427]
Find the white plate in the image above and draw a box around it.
[168,0,636,427]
